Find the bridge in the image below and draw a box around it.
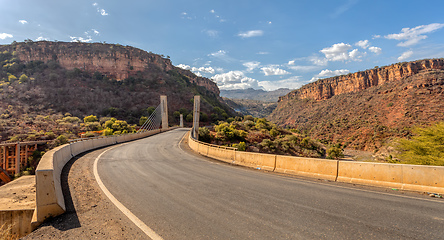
[2,95,444,239]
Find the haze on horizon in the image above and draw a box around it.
[1,0,444,91]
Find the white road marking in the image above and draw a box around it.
[93,144,164,240]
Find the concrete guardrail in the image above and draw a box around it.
[188,131,444,194]
[31,128,178,228]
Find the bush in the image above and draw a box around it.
[396,122,444,165]
[84,115,98,123]
[198,127,212,143]
[327,145,344,159]
[56,135,68,145]
[232,142,246,151]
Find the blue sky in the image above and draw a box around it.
[1,0,444,91]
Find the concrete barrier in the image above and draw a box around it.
[401,164,444,192]
[0,209,34,238]
[187,130,444,194]
[276,156,338,181]
[32,128,176,228]
[337,161,404,188]
[236,151,276,171]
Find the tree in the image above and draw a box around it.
[186,113,193,122]
[327,145,344,159]
[396,122,444,166]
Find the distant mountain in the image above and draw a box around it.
[220,88,292,102]
[269,59,444,151]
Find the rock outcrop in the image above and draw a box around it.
[0,41,220,95]
[279,59,444,102]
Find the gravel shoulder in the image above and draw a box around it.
[22,145,147,239]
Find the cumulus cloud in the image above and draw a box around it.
[258,76,302,91]
[0,33,13,40]
[69,36,92,43]
[211,71,261,90]
[369,46,382,54]
[398,51,413,61]
[243,61,261,72]
[93,29,100,35]
[309,55,328,66]
[320,43,364,62]
[177,64,216,76]
[355,40,369,49]
[385,23,444,47]
[19,20,28,24]
[310,69,350,82]
[238,30,264,38]
[261,66,290,76]
[177,64,191,70]
[372,35,381,39]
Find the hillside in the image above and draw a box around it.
[220,88,291,102]
[269,59,444,151]
[0,41,234,142]
[223,98,277,118]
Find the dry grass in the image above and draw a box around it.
[0,223,18,240]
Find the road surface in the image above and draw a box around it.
[97,128,444,239]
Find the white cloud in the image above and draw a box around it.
[35,36,48,41]
[93,29,100,35]
[369,46,382,54]
[309,55,328,66]
[191,66,215,74]
[19,20,28,24]
[209,50,226,58]
[210,9,215,13]
[177,64,215,75]
[204,30,218,38]
[177,64,191,70]
[243,61,261,72]
[93,3,108,16]
[257,51,269,55]
[99,9,108,16]
[70,36,92,43]
[288,60,295,65]
[385,23,444,47]
[261,66,290,76]
[372,35,381,39]
[258,76,302,91]
[288,65,321,72]
[0,33,13,40]
[355,40,369,49]
[238,30,264,38]
[310,69,350,82]
[320,43,364,62]
[398,51,413,61]
[320,43,352,61]
[211,71,261,90]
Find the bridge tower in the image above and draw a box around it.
[160,95,168,130]
[192,95,200,140]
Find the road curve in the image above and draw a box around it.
[97,129,444,239]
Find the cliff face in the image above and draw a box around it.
[0,41,219,95]
[280,59,444,102]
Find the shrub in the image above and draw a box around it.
[198,127,212,143]
[232,142,247,151]
[327,145,344,159]
[84,115,98,123]
[396,122,444,166]
[56,135,68,145]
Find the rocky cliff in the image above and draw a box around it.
[0,41,219,95]
[280,59,444,102]
[270,60,444,151]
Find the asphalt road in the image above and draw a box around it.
[97,128,444,239]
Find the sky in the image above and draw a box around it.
[1,0,444,91]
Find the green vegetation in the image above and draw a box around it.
[198,116,326,158]
[395,122,444,166]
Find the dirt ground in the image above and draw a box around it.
[22,146,147,240]
[0,175,35,211]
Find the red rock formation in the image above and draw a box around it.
[279,59,444,102]
[2,41,219,95]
